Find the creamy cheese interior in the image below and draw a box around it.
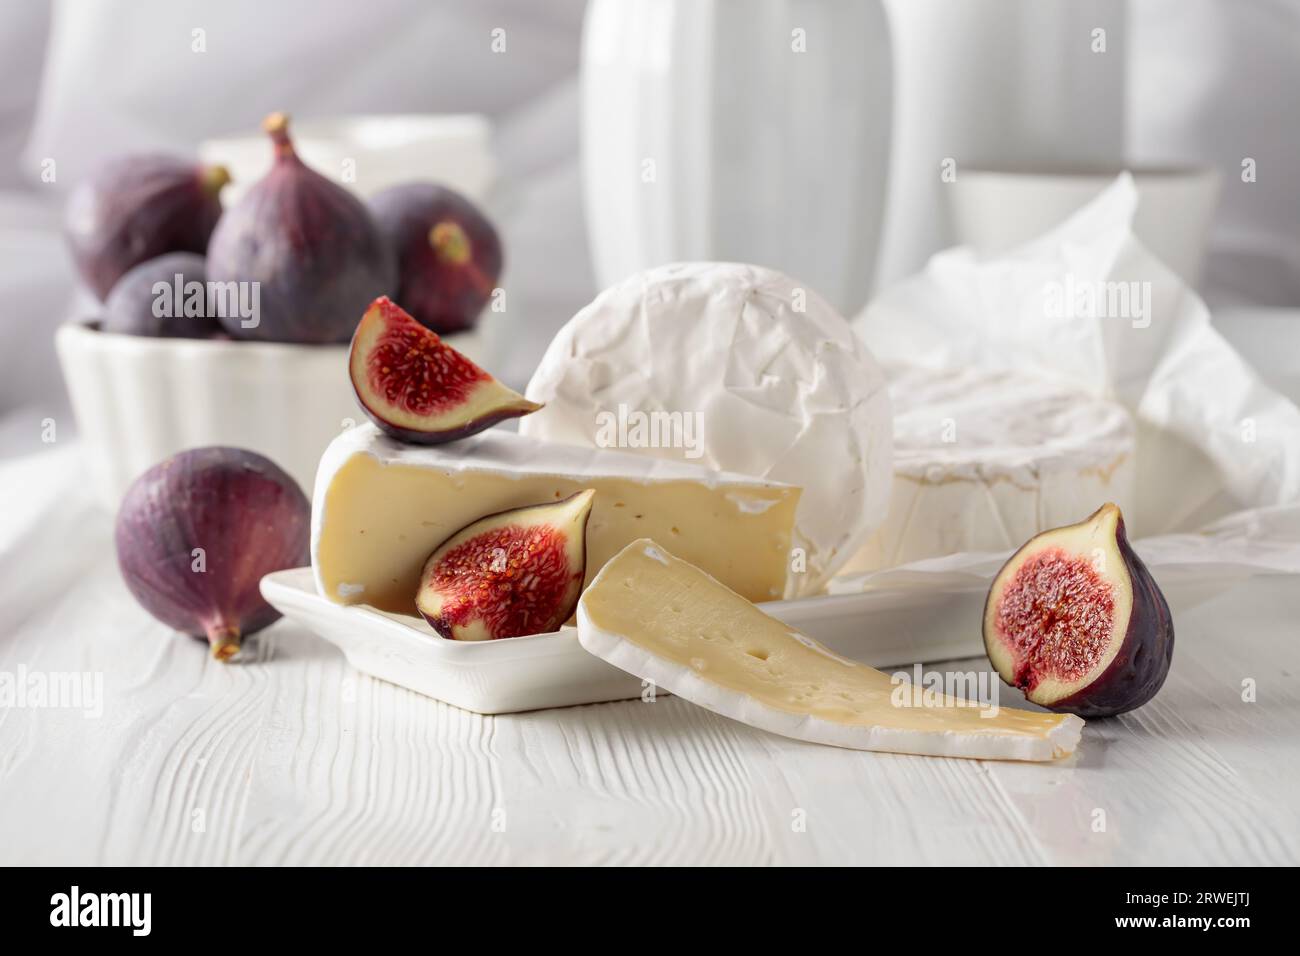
[315,448,800,614]
[582,540,1076,741]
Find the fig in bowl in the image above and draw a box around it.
[102,253,220,339]
[369,182,503,334]
[416,490,595,641]
[982,503,1174,718]
[349,295,539,443]
[115,447,310,660]
[65,153,229,301]
[207,112,394,344]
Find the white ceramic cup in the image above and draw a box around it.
[200,114,496,205]
[948,166,1221,287]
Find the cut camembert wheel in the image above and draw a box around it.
[522,262,893,593]
[844,366,1136,573]
[578,539,1084,762]
[312,423,801,613]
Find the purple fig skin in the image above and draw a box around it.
[983,504,1175,719]
[358,407,538,446]
[115,447,310,661]
[369,182,502,334]
[1046,520,1174,718]
[102,253,220,339]
[207,113,394,345]
[65,154,229,301]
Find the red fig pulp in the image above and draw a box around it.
[206,112,394,344]
[65,153,229,300]
[370,182,503,334]
[416,490,595,640]
[349,295,541,443]
[115,447,310,661]
[982,503,1174,717]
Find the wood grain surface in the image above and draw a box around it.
[2,447,1297,866]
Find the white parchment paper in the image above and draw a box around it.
[841,174,1300,589]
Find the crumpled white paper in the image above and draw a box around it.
[831,502,1300,595]
[840,173,1300,588]
[852,171,1300,538]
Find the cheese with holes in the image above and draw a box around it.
[312,423,800,613]
[842,367,1136,573]
[578,539,1084,762]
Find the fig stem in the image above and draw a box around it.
[201,164,232,196]
[262,112,296,159]
[429,221,472,266]
[430,220,494,297]
[207,625,242,663]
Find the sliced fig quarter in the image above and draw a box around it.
[416,490,595,641]
[349,296,541,443]
[982,502,1174,718]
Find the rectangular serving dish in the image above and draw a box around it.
[260,567,989,714]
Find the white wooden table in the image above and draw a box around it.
[2,446,1297,866]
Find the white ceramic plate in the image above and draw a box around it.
[260,567,990,715]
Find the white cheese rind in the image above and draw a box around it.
[311,423,800,612]
[578,540,1084,763]
[521,262,893,593]
[312,419,795,495]
[844,367,1136,572]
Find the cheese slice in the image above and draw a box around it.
[578,539,1084,762]
[843,366,1136,573]
[312,424,801,613]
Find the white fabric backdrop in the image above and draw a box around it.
[1,0,1298,461]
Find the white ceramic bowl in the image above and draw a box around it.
[199,114,496,205]
[56,321,486,508]
[948,166,1221,287]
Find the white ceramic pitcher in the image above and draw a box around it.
[580,0,893,316]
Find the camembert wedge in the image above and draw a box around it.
[312,424,801,613]
[577,539,1084,762]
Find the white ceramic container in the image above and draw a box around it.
[259,566,991,715]
[56,321,486,508]
[200,114,496,205]
[580,0,892,316]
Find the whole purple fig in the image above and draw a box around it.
[115,447,310,661]
[206,112,394,344]
[369,182,503,334]
[65,154,230,301]
[103,253,220,338]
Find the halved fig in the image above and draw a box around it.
[349,296,541,443]
[982,503,1174,718]
[416,490,595,641]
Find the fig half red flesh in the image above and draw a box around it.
[349,295,540,443]
[982,502,1174,718]
[416,490,595,641]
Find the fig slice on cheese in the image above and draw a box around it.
[417,490,594,641]
[349,295,541,444]
[577,539,1084,762]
